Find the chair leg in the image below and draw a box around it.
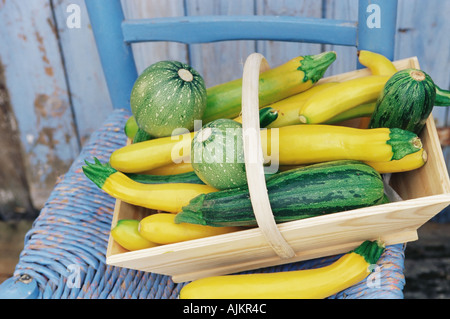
[357,0,398,63]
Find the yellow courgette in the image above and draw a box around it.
[358,50,398,76]
[365,148,427,173]
[138,213,241,245]
[111,219,158,251]
[82,160,216,212]
[203,51,336,122]
[280,147,426,174]
[298,75,389,124]
[324,102,376,125]
[110,132,194,173]
[262,124,421,164]
[233,82,338,128]
[143,158,193,175]
[179,240,385,299]
[109,124,422,173]
[134,146,426,177]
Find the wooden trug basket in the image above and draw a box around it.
[106,54,450,283]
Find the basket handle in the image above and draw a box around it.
[241,53,296,259]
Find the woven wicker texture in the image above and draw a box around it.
[2,109,406,299]
[432,206,450,223]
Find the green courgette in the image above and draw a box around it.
[130,60,207,138]
[191,119,247,190]
[369,68,436,134]
[175,160,386,227]
[435,85,450,106]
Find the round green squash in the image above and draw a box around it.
[130,60,207,138]
[191,119,247,190]
[369,68,436,134]
[124,116,139,139]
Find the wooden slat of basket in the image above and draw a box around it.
[107,193,450,283]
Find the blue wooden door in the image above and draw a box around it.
[0,0,449,217]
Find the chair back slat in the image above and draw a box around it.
[122,16,357,46]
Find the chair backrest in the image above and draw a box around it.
[85,0,398,111]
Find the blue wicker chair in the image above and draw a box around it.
[0,0,407,299]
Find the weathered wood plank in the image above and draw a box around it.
[395,0,450,170]
[396,0,450,128]
[0,62,36,219]
[121,0,187,75]
[185,0,256,88]
[323,0,358,76]
[0,0,80,209]
[255,0,323,69]
[51,0,113,145]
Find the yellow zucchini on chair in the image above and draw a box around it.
[138,213,241,245]
[233,82,338,128]
[279,147,426,174]
[358,50,398,76]
[298,75,389,124]
[111,219,158,251]
[82,159,216,213]
[179,240,385,299]
[110,124,422,173]
[202,51,337,122]
[265,82,338,128]
[324,102,376,124]
[110,132,194,173]
[365,148,427,174]
[263,125,422,165]
[143,160,194,175]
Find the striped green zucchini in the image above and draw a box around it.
[175,160,386,227]
[435,85,450,106]
[369,68,436,134]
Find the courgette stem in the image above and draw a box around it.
[299,51,338,83]
[435,85,450,106]
[82,158,116,189]
[387,128,422,160]
[351,239,385,265]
